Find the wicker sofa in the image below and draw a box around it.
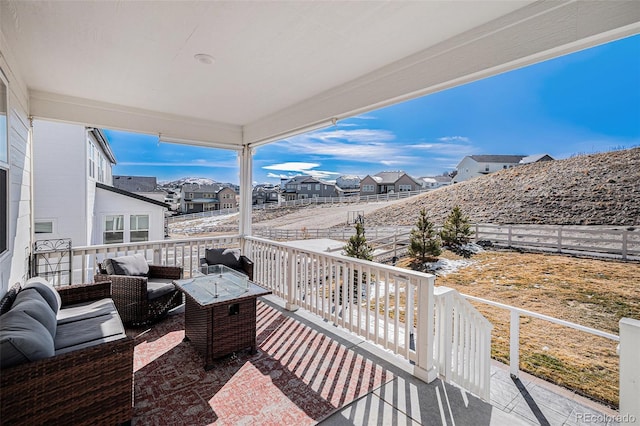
[95,253,183,326]
[0,278,133,425]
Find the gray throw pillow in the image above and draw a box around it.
[23,277,62,313]
[205,248,242,270]
[110,253,150,276]
[102,258,116,275]
[12,289,57,338]
[0,309,55,368]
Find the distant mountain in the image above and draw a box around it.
[160,177,218,188]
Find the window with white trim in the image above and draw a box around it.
[130,215,149,242]
[104,215,124,244]
[398,184,412,191]
[362,184,375,192]
[88,141,96,179]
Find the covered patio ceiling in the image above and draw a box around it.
[1,1,639,149]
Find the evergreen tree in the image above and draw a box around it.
[408,208,441,263]
[343,222,373,261]
[338,222,372,304]
[440,206,473,257]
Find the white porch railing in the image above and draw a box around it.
[244,235,439,384]
[41,234,493,399]
[434,287,493,401]
[244,236,493,398]
[60,236,242,284]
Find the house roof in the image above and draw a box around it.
[374,171,405,184]
[113,176,161,193]
[2,2,633,148]
[181,183,222,193]
[468,155,526,164]
[372,171,421,185]
[520,154,554,164]
[96,183,169,208]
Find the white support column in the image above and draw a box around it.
[238,145,253,248]
[619,318,640,423]
[510,310,520,378]
[414,276,437,383]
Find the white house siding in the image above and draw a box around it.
[0,30,32,293]
[33,120,89,246]
[94,188,166,244]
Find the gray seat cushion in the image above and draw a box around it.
[11,289,57,338]
[56,298,118,325]
[23,277,61,313]
[108,253,150,276]
[54,312,126,353]
[205,248,242,270]
[147,279,176,300]
[0,309,55,368]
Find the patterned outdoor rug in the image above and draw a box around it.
[132,300,394,425]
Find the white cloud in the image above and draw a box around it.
[263,162,339,180]
[281,128,399,161]
[263,162,320,172]
[438,136,471,143]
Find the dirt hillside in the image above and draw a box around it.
[365,147,640,227]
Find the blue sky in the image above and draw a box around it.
[105,34,639,185]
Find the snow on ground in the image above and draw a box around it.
[169,212,239,235]
[424,258,476,276]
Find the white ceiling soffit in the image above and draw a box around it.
[1,1,639,148]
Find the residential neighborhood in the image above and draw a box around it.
[30,118,556,244]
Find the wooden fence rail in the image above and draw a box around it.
[255,224,640,261]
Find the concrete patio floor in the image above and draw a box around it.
[140,294,619,425]
[266,296,620,426]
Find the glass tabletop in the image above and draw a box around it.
[175,264,270,306]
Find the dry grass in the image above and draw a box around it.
[400,250,640,408]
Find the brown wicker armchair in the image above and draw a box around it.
[95,255,183,326]
[200,248,254,281]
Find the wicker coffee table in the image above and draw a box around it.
[174,265,271,370]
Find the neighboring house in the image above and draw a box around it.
[32,120,169,246]
[281,176,309,201]
[359,171,421,195]
[419,175,453,190]
[454,154,554,183]
[163,190,181,212]
[113,175,168,204]
[282,176,339,200]
[180,183,237,213]
[335,175,361,197]
[520,154,554,164]
[253,184,280,205]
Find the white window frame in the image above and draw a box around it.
[362,184,375,192]
[130,214,149,242]
[104,215,124,244]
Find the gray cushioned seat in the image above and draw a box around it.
[146,279,177,300]
[54,312,126,353]
[56,298,118,325]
